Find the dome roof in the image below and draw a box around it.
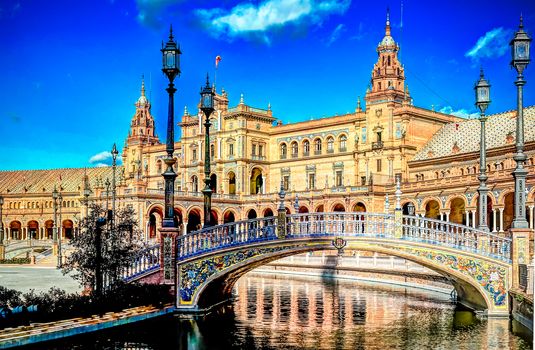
[379,35,395,47]
[137,95,148,105]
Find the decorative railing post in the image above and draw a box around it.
[159,226,180,285]
[277,181,287,239]
[394,175,403,239]
[511,228,530,290]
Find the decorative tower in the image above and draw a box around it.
[126,77,160,147]
[365,9,408,106]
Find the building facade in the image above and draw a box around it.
[1,14,534,245]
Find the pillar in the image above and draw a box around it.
[499,208,504,232]
[529,206,534,229]
[492,209,498,232]
[159,226,181,285]
[445,212,450,222]
[511,228,531,290]
[471,211,476,228]
[465,211,470,226]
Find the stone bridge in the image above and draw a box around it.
[124,212,522,318]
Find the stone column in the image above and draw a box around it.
[445,212,450,222]
[529,206,534,229]
[492,209,498,232]
[159,226,181,286]
[471,211,476,228]
[465,211,470,227]
[499,208,504,232]
[511,228,531,289]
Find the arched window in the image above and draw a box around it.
[191,175,198,192]
[387,56,391,66]
[291,141,298,158]
[280,143,287,159]
[210,144,215,158]
[303,140,310,156]
[339,135,347,152]
[314,138,322,155]
[327,137,334,153]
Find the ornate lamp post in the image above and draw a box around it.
[200,75,215,228]
[57,191,63,267]
[161,26,181,228]
[475,68,491,231]
[0,195,4,260]
[111,143,118,231]
[52,186,59,256]
[510,16,531,229]
[407,202,415,216]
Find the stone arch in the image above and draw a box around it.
[449,197,466,225]
[180,240,504,316]
[298,206,309,214]
[503,192,514,231]
[332,203,345,212]
[421,196,442,213]
[62,219,74,239]
[315,204,324,212]
[27,220,39,240]
[250,167,264,194]
[352,202,366,212]
[263,208,274,217]
[223,210,236,223]
[10,221,22,240]
[210,209,219,225]
[247,209,257,220]
[470,192,497,207]
[147,204,164,239]
[424,199,440,219]
[174,207,184,229]
[187,207,202,233]
[45,220,54,239]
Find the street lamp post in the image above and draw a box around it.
[510,16,531,229]
[58,192,63,267]
[294,193,300,213]
[200,75,215,228]
[475,68,491,232]
[83,182,91,218]
[52,186,59,256]
[0,195,4,260]
[161,26,181,228]
[111,143,118,232]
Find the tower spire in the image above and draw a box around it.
[385,7,391,36]
[141,74,146,97]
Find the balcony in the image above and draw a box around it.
[372,141,384,150]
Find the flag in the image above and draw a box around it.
[215,55,222,68]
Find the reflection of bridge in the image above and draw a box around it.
[126,211,519,317]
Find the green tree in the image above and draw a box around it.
[62,203,147,294]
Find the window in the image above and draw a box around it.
[361,127,367,143]
[377,132,382,142]
[258,145,263,157]
[387,56,391,66]
[335,171,343,187]
[314,139,322,155]
[252,144,257,156]
[280,143,287,159]
[339,135,347,152]
[327,137,334,153]
[229,143,234,156]
[308,174,315,189]
[210,144,215,158]
[377,159,382,172]
[192,176,198,192]
[192,149,197,161]
[291,142,298,158]
[303,140,310,156]
[283,176,290,191]
[361,176,367,185]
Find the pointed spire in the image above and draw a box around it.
[184,105,188,115]
[169,24,174,40]
[141,74,146,97]
[357,96,361,111]
[240,93,244,104]
[520,13,524,29]
[385,7,391,36]
[480,66,485,78]
[267,102,271,111]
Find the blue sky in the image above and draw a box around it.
[1,0,534,170]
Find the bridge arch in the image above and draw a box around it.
[177,237,507,316]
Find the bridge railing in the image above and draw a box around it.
[286,212,395,238]
[121,244,161,282]
[402,215,511,262]
[177,216,278,260]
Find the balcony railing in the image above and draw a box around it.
[372,141,384,150]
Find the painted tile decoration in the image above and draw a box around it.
[395,247,508,308]
[179,245,300,303]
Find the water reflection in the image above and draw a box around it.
[21,273,532,350]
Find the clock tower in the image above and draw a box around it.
[365,9,409,106]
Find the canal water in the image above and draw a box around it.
[23,273,532,350]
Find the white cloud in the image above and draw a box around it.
[326,23,345,46]
[439,106,479,119]
[465,27,512,61]
[196,0,351,43]
[89,151,112,164]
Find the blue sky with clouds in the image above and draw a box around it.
[1,0,534,170]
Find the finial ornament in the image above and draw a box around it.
[385,7,391,36]
[520,13,524,29]
[141,74,146,96]
[184,105,188,115]
[357,96,361,110]
[169,24,174,40]
[268,102,271,111]
[240,93,244,104]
